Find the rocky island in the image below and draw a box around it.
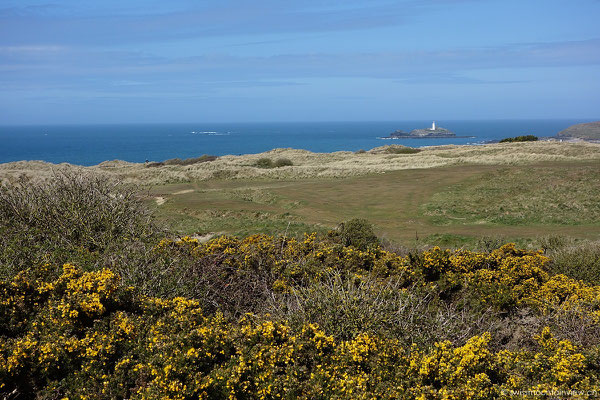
[386,121,456,138]
[557,121,600,140]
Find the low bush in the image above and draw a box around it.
[254,158,274,168]
[331,218,380,250]
[269,271,504,346]
[0,172,160,278]
[385,146,421,154]
[145,155,217,167]
[499,135,538,143]
[273,157,293,167]
[254,157,293,168]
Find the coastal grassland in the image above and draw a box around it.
[422,162,600,225]
[1,141,599,247]
[147,160,600,247]
[2,141,599,186]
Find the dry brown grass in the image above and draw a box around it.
[1,141,599,185]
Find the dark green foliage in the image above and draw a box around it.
[145,154,217,167]
[333,218,380,250]
[273,157,293,167]
[499,135,538,143]
[254,157,293,168]
[385,146,421,154]
[254,158,275,168]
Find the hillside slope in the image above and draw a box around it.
[558,121,600,140]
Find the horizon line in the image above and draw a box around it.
[1,117,598,127]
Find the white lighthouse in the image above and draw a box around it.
[430,121,436,131]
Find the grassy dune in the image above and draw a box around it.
[2,141,599,185]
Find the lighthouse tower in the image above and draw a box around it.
[430,121,436,131]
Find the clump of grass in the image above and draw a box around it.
[546,240,600,285]
[145,155,217,167]
[385,146,421,154]
[499,135,538,143]
[254,157,293,169]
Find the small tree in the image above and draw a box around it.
[336,218,380,250]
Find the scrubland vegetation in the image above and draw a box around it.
[145,155,218,168]
[253,157,294,169]
[499,135,538,143]
[2,141,599,186]
[1,168,600,399]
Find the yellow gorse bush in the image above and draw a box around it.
[1,236,600,399]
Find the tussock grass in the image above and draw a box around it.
[546,240,600,285]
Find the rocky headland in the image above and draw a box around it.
[558,121,600,140]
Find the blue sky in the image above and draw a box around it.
[1,0,599,123]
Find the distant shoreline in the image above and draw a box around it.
[378,135,476,139]
[2,140,600,172]
[0,120,586,166]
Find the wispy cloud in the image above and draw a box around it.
[1,38,598,89]
[1,0,599,123]
[0,45,64,53]
[0,0,468,46]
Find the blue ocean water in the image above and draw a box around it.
[0,120,583,166]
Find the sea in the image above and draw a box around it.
[0,119,584,166]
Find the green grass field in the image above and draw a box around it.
[149,160,600,248]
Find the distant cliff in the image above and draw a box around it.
[388,127,455,138]
[558,122,600,140]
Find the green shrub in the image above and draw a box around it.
[499,135,538,143]
[254,158,275,168]
[385,146,421,154]
[273,157,293,167]
[145,155,217,167]
[332,218,380,250]
[254,157,293,168]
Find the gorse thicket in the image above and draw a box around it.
[1,173,600,399]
